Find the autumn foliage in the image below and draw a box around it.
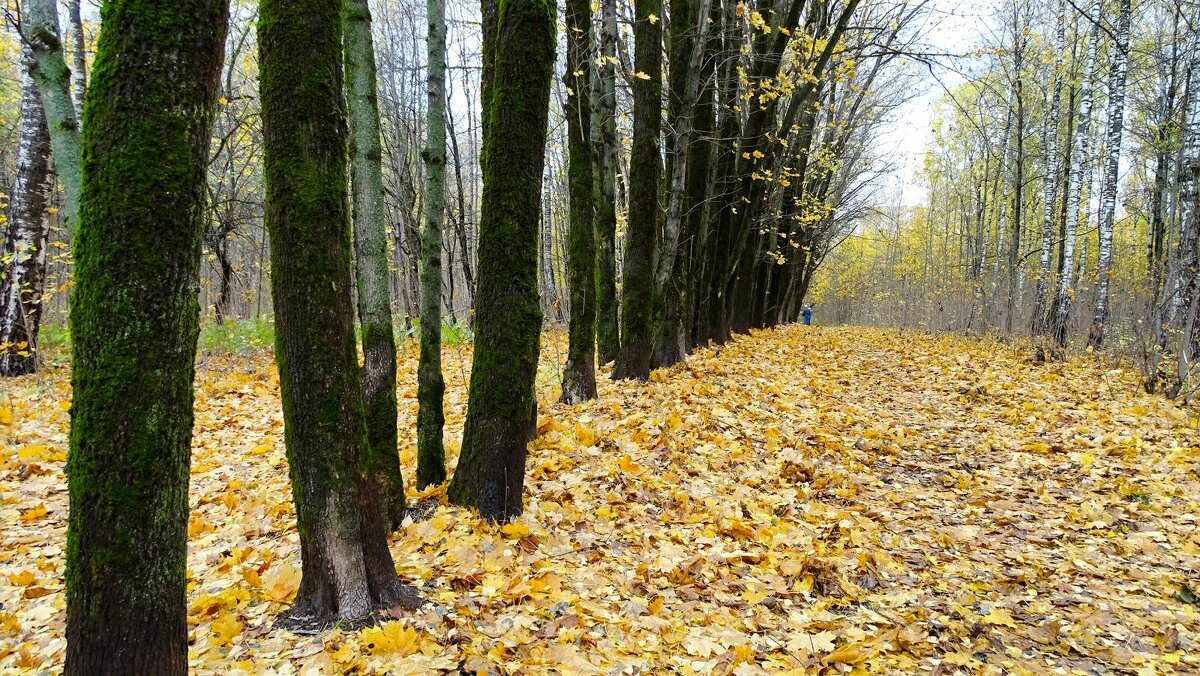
[2,326,1198,673]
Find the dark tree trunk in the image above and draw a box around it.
[259,0,411,623]
[447,0,554,521]
[65,2,229,673]
[560,0,598,403]
[612,0,662,380]
[417,0,448,487]
[345,0,406,526]
[592,0,620,364]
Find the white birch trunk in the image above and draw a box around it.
[0,46,54,376]
[1085,0,1129,349]
[1175,11,1200,391]
[1049,0,1102,349]
[1032,0,1065,337]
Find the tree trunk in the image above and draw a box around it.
[24,0,82,237]
[67,0,87,122]
[612,0,662,381]
[1049,1,1101,350]
[592,0,620,364]
[447,0,554,521]
[0,46,53,377]
[417,0,448,487]
[1173,10,1200,394]
[1086,0,1131,349]
[259,0,410,624]
[345,0,406,526]
[1032,1,1064,341]
[64,2,228,673]
[560,0,598,403]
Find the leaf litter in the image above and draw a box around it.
[0,325,1197,674]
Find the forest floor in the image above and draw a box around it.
[1,325,1198,674]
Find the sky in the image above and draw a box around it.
[876,0,990,207]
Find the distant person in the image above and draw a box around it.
[802,304,813,325]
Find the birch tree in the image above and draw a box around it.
[1086,0,1132,349]
[1032,0,1065,342]
[0,46,53,377]
[1049,0,1102,350]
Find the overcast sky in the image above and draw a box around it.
[877,0,988,207]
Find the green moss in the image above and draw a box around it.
[447,0,554,520]
[560,0,597,403]
[64,0,229,670]
[612,0,663,381]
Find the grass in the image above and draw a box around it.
[32,315,475,363]
[200,315,275,354]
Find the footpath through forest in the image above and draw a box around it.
[1,326,1198,674]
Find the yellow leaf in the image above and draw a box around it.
[0,405,12,425]
[8,570,35,586]
[360,621,420,656]
[262,562,301,602]
[501,521,532,539]
[982,607,1018,628]
[210,612,243,647]
[632,71,650,80]
[647,13,659,23]
[19,504,47,522]
[17,444,51,461]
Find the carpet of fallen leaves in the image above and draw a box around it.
[1,325,1198,674]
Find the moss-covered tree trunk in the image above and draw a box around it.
[560,0,597,403]
[259,0,411,623]
[447,0,554,521]
[592,0,620,364]
[0,46,53,377]
[64,1,228,672]
[24,0,82,237]
[611,0,662,381]
[417,0,448,488]
[345,0,406,529]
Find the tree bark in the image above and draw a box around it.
[0,45,53,377]
[1032,1,1064,342]
[1049,0,1101,350]
[1086,0,1131,349]
[24,0,82,236]
[1173,8,1200,394]
[259,0,410,623]
[418,0,448,487]
[592,0,620,364]
[447,0,554,521]
[560,0,598,403]
[345,0,406,527]
[67,0,87,122]
[612,0,662,381]
[65,1,228,672]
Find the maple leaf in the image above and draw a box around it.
[210,612,243,647]
[360,622,421,656]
